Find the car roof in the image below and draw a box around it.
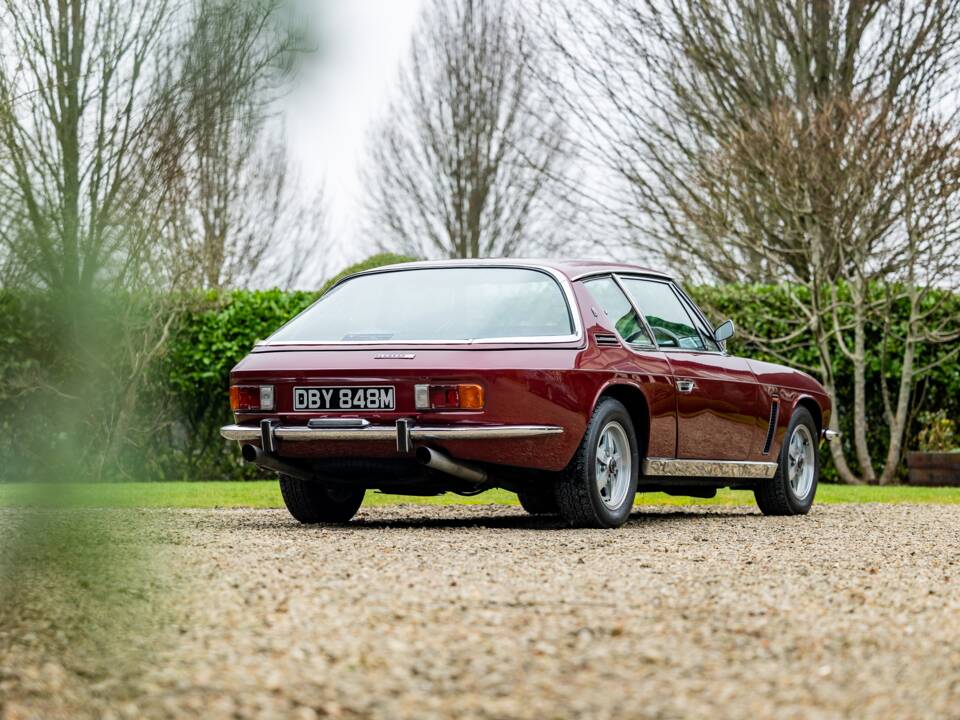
[360,258,673,281]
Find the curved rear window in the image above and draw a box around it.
[268,267,576,343]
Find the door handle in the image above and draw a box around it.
[676,379,696,393]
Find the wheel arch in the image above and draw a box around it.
[593,382,651,457]
[793,395,822,435]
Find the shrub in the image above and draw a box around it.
[915,411,958,453]
[154,253,416,480]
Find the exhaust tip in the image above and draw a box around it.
[415,447,432,465]
[241,444,259,463]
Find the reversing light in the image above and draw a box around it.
[230,384,275,412]
[414,383,484,410]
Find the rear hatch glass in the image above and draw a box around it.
[267,267,575,343]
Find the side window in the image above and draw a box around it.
[676,291,721,351]
[620,278,712,350]
[583,277,654,347]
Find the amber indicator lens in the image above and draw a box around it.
[230,385,274,412]
[414,383,484,410]
[457,384,484,409]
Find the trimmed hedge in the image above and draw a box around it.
[1,254,956,482]
[152,253,417,480]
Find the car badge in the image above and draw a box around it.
[374,353,416,359]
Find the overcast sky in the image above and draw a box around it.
[284,0,426,276]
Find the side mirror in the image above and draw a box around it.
[714,319,735,344]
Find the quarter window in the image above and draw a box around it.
[620,278,716,350]
[583,277,654,347]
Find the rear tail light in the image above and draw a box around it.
[414,383,484,410]
[230,384,275,412]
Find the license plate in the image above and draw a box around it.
[293,386,396,411]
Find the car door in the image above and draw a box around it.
[580,276,677,459]
[618,276,761,461]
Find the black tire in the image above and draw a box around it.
[517,485,559,515]
[555,398,639,528]
[754,407,819,516]
[279,476,365,524]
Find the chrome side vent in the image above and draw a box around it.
[762,399,780,455]
[594,333,620,348]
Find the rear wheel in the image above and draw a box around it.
[517,485,559,515]
[754,407,819,516]
[279,476,365,524]
[555,398,639,528]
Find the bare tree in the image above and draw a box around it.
[161,0,323,290]
[365,0,570,259]
[0,0,178,299]
[0,0,315,479]
[542,0,960,484]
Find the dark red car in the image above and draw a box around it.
[222,260,835,528]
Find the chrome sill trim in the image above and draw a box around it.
[642,457,778,479]
[221,424,564,443]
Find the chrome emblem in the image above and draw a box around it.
[374,353,416,359]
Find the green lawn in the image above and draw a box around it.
[0,481,958,509]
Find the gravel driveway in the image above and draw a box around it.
[2,503,959,719]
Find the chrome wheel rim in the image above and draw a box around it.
[595,421,632,509]
[787,424,815,499]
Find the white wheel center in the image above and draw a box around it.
[595,422,632,510]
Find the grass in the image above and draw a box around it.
[0,481,958,509]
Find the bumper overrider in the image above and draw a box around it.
[221,419,564,454]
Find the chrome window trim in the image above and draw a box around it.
[257,264,584,347]
[657,347,726,356]
[614,274,725,355]
[609,274,659,350]
[582,274,658,350]
[572,269,671,282]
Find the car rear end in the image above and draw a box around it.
[220,264,589,486]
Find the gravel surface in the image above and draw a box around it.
[2,503,960,719]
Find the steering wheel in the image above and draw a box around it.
[624,329,651,344]
[652,326,681,347]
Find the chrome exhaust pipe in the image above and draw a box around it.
[416,447,488,484]
[241,444,315,482]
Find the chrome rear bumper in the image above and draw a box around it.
[220,422,563,444]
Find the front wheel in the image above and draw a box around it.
[754,407,819,516]
[279,476,365,524]
[555,398,639,528]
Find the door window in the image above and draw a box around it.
[583,277,654,347]
[620,279,717,350]
[676,291,721,351]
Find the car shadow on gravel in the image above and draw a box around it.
[203,506,759,532]
[344,511,759,530]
